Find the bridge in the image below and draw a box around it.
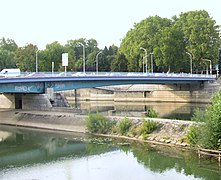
[0,72,217,94]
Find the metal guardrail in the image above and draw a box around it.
[0,72,217,79]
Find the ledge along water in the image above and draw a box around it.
[1,108,221,165]
[0,108,193,147]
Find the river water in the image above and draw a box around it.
[73,101,208,120]
[0,125,220,180]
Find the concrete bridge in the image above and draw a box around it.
[0,72,217,109]
[0,72,216,93]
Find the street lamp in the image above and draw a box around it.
[150,52,154,73]
[185,52,193,74]
[36,50,39,72]
[140,47,147,73]
[78,42,85,73]
[202,58,212,75]
[96,51,102,75]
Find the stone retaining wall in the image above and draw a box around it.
[0,109,194,147]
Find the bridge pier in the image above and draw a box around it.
[21,94,53,110]
[0,94,15,108]
[0,94,53,110]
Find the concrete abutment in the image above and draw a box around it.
[0,80,220,110]
[0,94,52,110]
[63,81,221,104]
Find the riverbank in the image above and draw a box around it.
[0,109,195,148]
[0,109,86,133]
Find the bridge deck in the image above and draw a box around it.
[0,72,217,93]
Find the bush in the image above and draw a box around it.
[204,91,221,150]
[86,113,114,134]
[187,125,200,145]
[118,117,132,135]
[138,119,159,136]
[191,108,206,122]
[187,90,221,150]
[146,109,158,118]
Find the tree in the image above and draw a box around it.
[154,25,187,72]
[40,41,66,72]
[15,44,37,72]
[187,90,221,150]
[85,38,99,71]
[119,11,221,73]
[111,53,128,72]
[205,91,221,149]
[0,38,18,70]
[176,10,221,71]
[0,38,17,51]
[98,45,118,72]
[65,38,99,72]
[119,16,172,72]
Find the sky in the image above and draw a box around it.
[0,0,220,50]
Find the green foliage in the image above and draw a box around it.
[111,53,128,72]
[119,10,220,73]
[178,10,220,65]
[86,113,114,134]
[146,109,158,118]
[190,108,206,122]
[205,91,221,150]
[120,15,172,72]
[138,119,159,136]
[41,41,66,72]
[0,38,17,70]
[186,125,200,145]
[187,90,221,150]
[15,44,38,72]
[187,123,210,148]
[155,25,187,72]
[118,117,132,135]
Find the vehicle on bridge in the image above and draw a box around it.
[0,68,21,78]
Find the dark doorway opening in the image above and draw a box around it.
[15,94,22,109]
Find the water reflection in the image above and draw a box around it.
[72,101,208,120]
[0,125,220,180]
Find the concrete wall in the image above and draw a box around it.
[0,94,14,108]
[1,80,220,109]
[0,94,52,110]
[64,80,221,103]
[22,94,52,110]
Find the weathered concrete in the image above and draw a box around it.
[0,109,86,133]
[0,93,70,110]
[0,94,14,108]
[1,80,220,110]
[64,81,221,103]
[0,94,52,109]
[22,94,53,109]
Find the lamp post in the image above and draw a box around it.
[78,42,85,73]
[96,51,102,75]
[140,47,147,73]
[202,58,212,75]
[36,50,39,72]
[150,52,154,73]
[185,52,193,74]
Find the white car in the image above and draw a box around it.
[0,68,21,78]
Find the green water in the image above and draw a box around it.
[74,101,207,120]
[0,125,220,180]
